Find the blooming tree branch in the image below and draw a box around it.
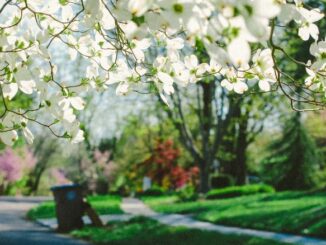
[0,0,325,145]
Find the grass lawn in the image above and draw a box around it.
[142,191,326,238]
[27,195,123,220]
[71,216,286,245]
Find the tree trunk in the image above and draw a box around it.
[160,77,218,193]
[199,159,210,193]
[234,118,248,185]
[26,165,46,195]
[32,170,43,193]
[199,81,214,193]
[218,96,250,185]
[220,95,240,179]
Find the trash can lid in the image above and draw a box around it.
[50,184,81,191]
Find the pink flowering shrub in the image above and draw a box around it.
[51,168,71,185]
[0,147,37,194]
[21,147,37,170]
[0,148,22,183]
[93,149,116,182]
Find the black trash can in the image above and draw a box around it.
[51,184,84,232]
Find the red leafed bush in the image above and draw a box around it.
[138,139,198,190]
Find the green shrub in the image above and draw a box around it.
[210,174,235,189]
[206,184,275,200]
[177,185,198,202]
[138,187,166,197]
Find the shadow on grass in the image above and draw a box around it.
[197,204,326,238]
[71,217,284,245]
[146,191,326,238]
[260,191,326,202]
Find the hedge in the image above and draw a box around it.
[137,187,166,197]
[206,184,275,200]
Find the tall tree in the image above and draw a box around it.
[26,136,59,194]
[159,78,273,191]
[262,112,320,190]
[260,0,326,190]
[156,39,275,191]
[220,94,275,184]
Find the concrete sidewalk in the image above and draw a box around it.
[0,196,52,203]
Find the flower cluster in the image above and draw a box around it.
[0,0,324,145]
[0,147,36,184]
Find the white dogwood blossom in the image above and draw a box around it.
[0,0,324,145]
[296,7,324,41]
[304,40,326,92]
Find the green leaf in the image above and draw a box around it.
[63,132,72,139]
[59,0,68,5]
[45,100,51,107]
[43,75,52,83]
[131,15,145,26]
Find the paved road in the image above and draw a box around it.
[0,199,90,245]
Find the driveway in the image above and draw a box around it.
[0,198,90,245]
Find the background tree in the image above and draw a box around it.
[218,93,276,185]
[305,111,326,187]
[262,112,320,190]
[260,0,326,190]
[25,136,59,194]
[156,40,277,191]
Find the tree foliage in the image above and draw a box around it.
[262,112,321,190]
